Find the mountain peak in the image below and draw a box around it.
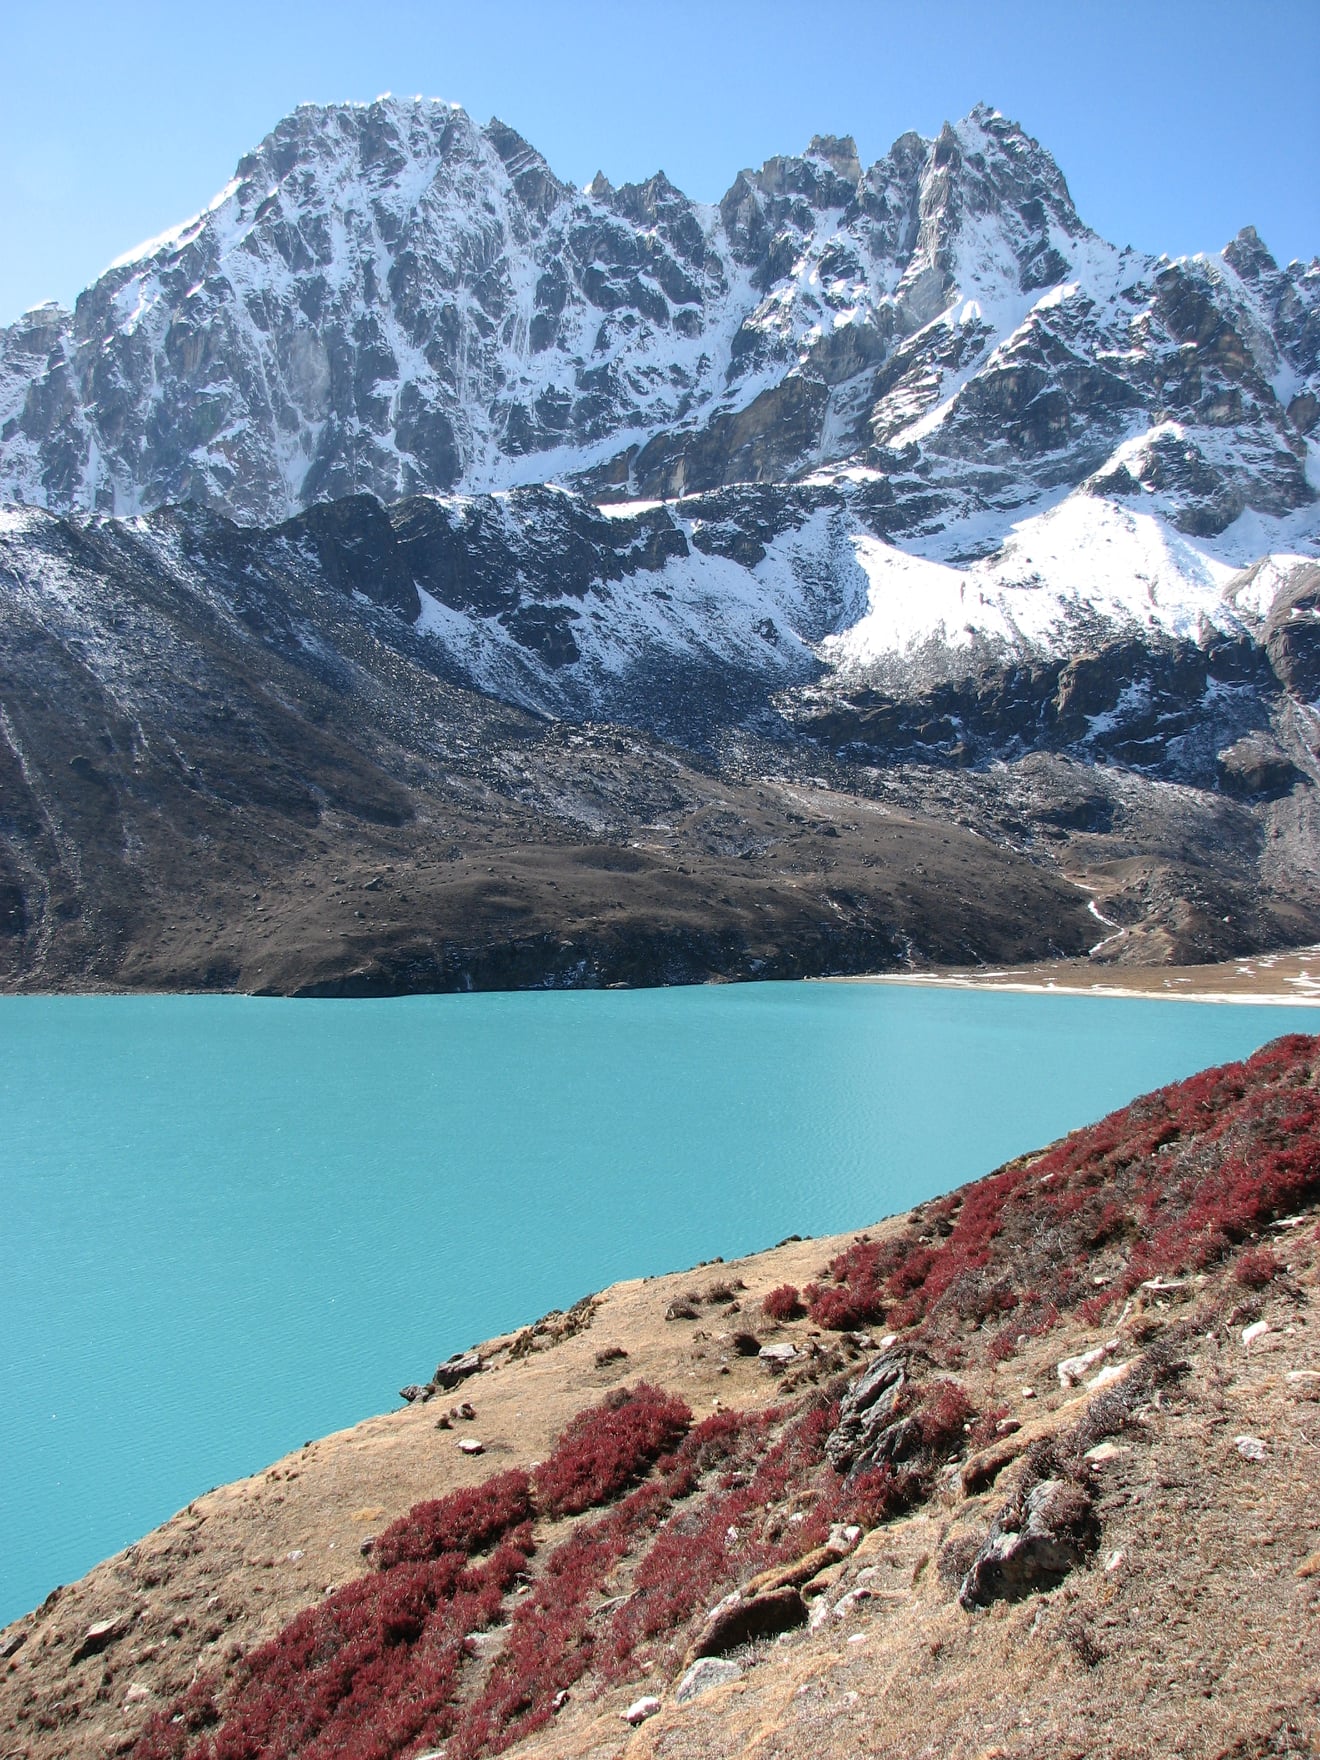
[805,133,862,183]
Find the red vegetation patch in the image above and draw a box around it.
[1234,1244,1280,1288]
[451,1406,776,1757]
[132,1508,532,1760]
[532,1383,692,1519]
[916,1380,973,1453]
[762,1283,804,1322]
[808,1034,1320,1341]
[372,1472,532,1571]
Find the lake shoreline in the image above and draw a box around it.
[824,944,1320,1006]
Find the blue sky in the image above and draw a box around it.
[1,0,1316,326]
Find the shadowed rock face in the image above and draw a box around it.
[3,481,1320,995]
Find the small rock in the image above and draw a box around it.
[1084,1442,1126,1467]
[286,1549,304,1561]
[433,1351,482,1391]
[832,1586,874,1620]
[623,1695,662,1725]
[757,1341,798,1366]
[1057,1340,1117,1389]
[399,1385,426,1404]
[552,1688,570,1710]
[0,1628,27,1660]
[1087,1360,1133,1392]
[1105,1549,1125,1573]
[1234,1434,1268,1462]
[675,1657,742,1704]
[458,1438,485,1455]
[124,1683,151,1704]
[452,1401,477,1421]
[1242,1320,1269,1348]
[827,1523,862,1554]
[1021,1386,1036,1399]
[72,1616,124,1661]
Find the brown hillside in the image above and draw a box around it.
[2,1037,1318,1760]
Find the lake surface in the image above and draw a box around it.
[3,982,1317,1625]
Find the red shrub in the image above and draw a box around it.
[762,1283,804,1322]
[837,1463,906,1530]
[987,1328,1019,1365]
[372,1472,532,1570]
[966,1405,1011,1451]
[1234,1244,1280,1288]
[532,1383,691,1519]
[916,1380,973,1453]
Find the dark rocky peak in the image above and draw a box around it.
[0,302,70,384]
[747,144,861,209]
[884,107,1090,324]
[483,118,569,222]
[596,169,710,270]
[1219,229,1320,391]
[235,97,482,201]
[1223,224,1279,283]
[853,131,928,259]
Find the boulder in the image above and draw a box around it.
[686,1586,807,1660]
[825,1351,907,1480]
[675,1657,742,1704]
[1056,1340,1117,1388]
[757,1341,798,1366]
[622,1695,661,1725]
[432,1351,482,1391]
[958,1479,1096,1609]
[72,1616,125,1661]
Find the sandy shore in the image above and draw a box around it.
[829,943,1320,1005]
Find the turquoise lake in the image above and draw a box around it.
[3,982,1318,1625]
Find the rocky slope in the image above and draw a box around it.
[1,100,1319,991]
[2,1036,1317,1758]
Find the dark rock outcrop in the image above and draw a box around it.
[958,1478,1097,1609]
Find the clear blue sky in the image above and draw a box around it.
[2,0,1316,326]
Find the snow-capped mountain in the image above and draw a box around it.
[1,98,1315,547]
[2,99,1320,994]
